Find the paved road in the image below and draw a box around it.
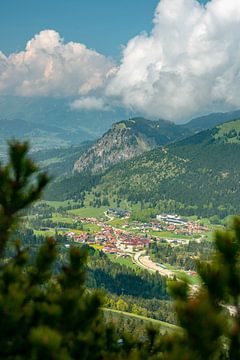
[133,251,173,277]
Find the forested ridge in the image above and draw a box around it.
[148,240,213,271]
[85,120,240,218]
[44,119,240,218]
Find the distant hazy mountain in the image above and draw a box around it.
[185,109,240,132]
[73,117,192,174]
[0,95,128,142]
[0,118,94,152]
[2,94,240,158]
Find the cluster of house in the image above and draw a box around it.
[125,219,208,237]
[75,217,100,224]
[64,232,89,243]
[97,225,150,254]
[63,211,209,254]
[64,224,149,255]
[156,214,209,235]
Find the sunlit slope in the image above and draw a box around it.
[93,119,240,217]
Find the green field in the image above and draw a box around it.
[52,214,76,224]
[107,218,127,227]
[34,229,56,236]
[102,308,179,333]
[83,223,101,233]
[34,228,87,237]
[107,254,138,270]
[68,206,108,218]
[147,230,192,240]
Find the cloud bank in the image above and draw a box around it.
[107,0,240,121]
[0,30,114,97]
[0,0,240,121]
[70,96,109,111]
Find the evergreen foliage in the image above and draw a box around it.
[0,142,118,359]
[0,141,48,258]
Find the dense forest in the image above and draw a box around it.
[148,240,213,271]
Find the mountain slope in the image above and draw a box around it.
[73,117,192,174]
[185,109,240,132]
[89,118,240,217]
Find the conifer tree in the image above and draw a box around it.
[0,141,120,359]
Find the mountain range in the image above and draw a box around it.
[1,96,240,218]
[45,117,240,219]
[90,119,240,217]
[0,96,127,152]
[1,95,240,153]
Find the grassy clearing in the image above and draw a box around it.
[34,228,86,237]
[68,206,108,218]
[102,308,179,332]
[34,229,56,236]
[107,254,138,270]
[147,230,192,240]
[107,218,127,227]
[83,223,101,233]
[52,214,76,224]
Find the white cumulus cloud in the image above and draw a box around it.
[106,0,240,121]
[1,1,240,120]
[70,96,109,111]
[0,30,114,98]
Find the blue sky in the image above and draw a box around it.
[0,0,208,58]
[1,0,238,122]
[0,0,159,58]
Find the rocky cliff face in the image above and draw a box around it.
[73,118,191,174]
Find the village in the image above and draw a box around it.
[63,208,209,260]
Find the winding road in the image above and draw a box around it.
[133,251,174,277]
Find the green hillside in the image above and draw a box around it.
[44,118,240,218]
[89,119,240,218]
[185,109,240,132]
[213,119,240,143]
